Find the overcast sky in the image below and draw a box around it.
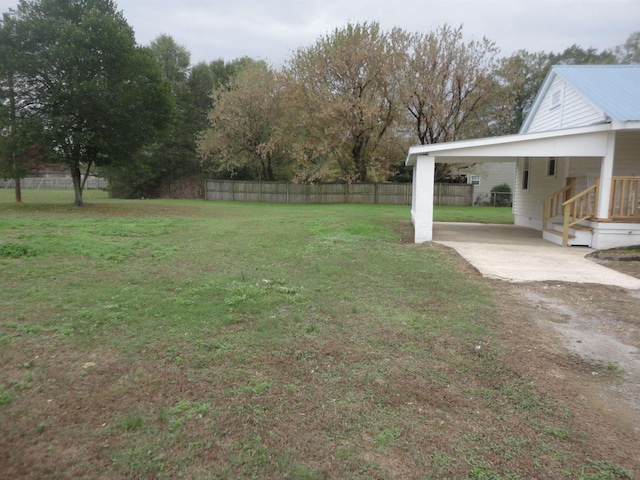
[1,0,637,65]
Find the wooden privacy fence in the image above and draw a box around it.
[205,180,473,206]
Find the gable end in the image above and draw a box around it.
[522,74,607,133]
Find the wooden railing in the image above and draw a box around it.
[544,176,640,246]
[542,182,574,230]
[561,182,599,246]
[610,177,640,220]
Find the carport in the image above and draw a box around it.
[433,222,640,289]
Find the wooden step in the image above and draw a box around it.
[544,229,575,239]
[550,221,593,232]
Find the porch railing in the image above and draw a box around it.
[542,182,574,231]
[610,177,640,219]
[561,182,599,246]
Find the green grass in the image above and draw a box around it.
[0,190,631,479]
[434,205,514,224]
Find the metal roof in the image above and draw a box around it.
[553,64,640,122]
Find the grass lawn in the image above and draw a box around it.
[0,190,629,479]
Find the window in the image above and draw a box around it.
[468,174,481,186]
[551,90,561,109]
[547,157,557,178]
[522,157,530,190]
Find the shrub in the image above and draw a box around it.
[490,183,512,207]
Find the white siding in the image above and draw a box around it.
[563,134,640,189]
[513,156,567,230]
[525,77,606,133]
[474,163,516,196]
[614,131,640,175]
[567,157,602,192]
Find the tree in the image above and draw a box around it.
[492,50,551,135]
[399,24,501,180]
[149,34,190,86]
[12,0,173,205]
[616,31,640,63]
[198,61,289,181]
[0,11,29,203]
[551,44,617,66]
[108,49,256,198]
[492,44,618,137]
[282,22,402,183]
[108,34,194,199]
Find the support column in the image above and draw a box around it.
[411,155,435,243]
[596,132,615,219]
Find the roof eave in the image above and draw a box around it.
[405,123,613,166]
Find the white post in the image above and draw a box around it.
[596,132,615,219]
[411,155,435,243]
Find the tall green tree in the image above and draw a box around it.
[108,40,254,198]
[491,50,551,135]
[150,34,190,86]
[109,34,195,198]
[12,0,173,205]
[616,31,640,63]
[0,11,29,203]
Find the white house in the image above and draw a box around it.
[455,162,516,205]
[406,64,640,249]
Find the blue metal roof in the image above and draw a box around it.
[553,65,640,122]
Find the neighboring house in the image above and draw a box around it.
[455,163,516,205]
[406,64,640,249]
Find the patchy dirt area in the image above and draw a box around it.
[483,255,640,455]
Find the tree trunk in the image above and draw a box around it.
[70,165,83,206]
[7,45,21,204]
[14,175,22,204]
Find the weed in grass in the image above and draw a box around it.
[579,459,633,479]
[375,427,402,447]
[157,405,169,424]
[122,412,145,431]
[496,436,527,461]
[0,386,12,405]
[169,401,210,419]
[432,450,455,465]
[502,379,547,412]
[0,242,39,258]
[243,380,272,395]
[111,444,167,478]
[12,371,34,390]
[605,361,623,374]
[543,425,577,440]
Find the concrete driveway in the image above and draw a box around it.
[433,222,640,289]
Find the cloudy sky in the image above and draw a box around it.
[1,0,637,65]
